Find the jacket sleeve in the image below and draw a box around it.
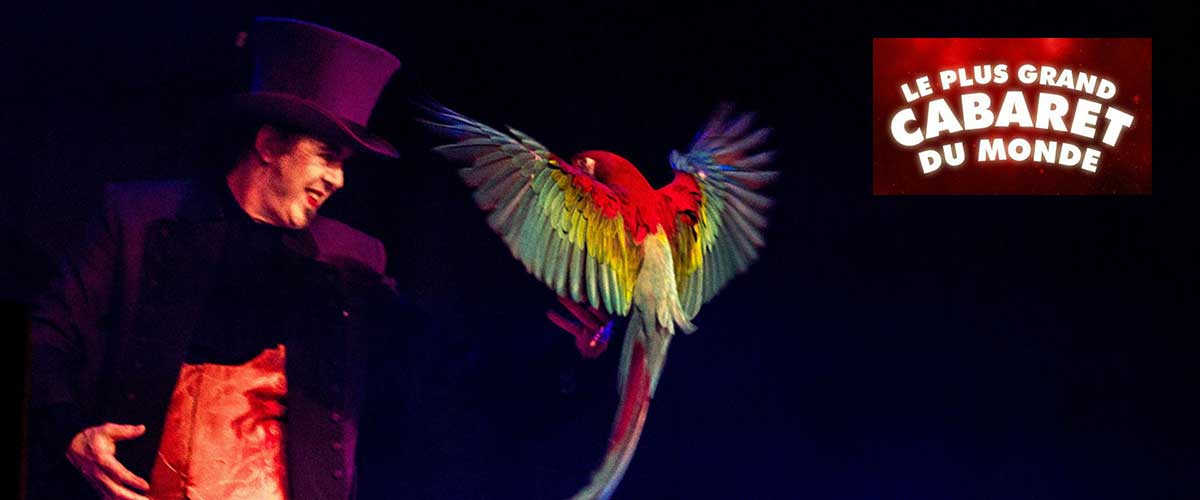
[28,183,123,456]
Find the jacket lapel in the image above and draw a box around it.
[285,250,358,500]
[114,181,229,476]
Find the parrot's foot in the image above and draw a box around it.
[574,320,613,358]
[546,296,613,359]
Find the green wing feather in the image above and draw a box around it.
[421,103,640,316]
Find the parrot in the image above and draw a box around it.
[422,101,777,499]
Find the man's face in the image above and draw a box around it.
[261,133,353,228]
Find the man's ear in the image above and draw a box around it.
[253,124,289,164]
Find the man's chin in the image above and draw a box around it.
[281,207,314,229]
[290,216,313,229]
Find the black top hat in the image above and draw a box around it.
[232,17,401,158]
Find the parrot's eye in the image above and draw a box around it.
[580,157,596,175]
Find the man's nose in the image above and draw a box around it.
[324,165,345,191]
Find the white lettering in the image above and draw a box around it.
[890,108,923,147]
[979,138,1007,161]
[1101,107,1134,147]
[961,93,994,130]
[925,98,963,139]
[995,91,1034,128]
[919,149,942,173]
[1070,98,1102,140]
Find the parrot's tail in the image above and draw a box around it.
[570,306,672,500]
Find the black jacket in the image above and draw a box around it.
[28,178,418,500]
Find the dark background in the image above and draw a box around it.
[5,1,1195,499]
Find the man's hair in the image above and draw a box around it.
[212,118,305,174]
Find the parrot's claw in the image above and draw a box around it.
[577,320,613,358]
[546,297,613,359]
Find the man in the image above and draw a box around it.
[28,18,414,500]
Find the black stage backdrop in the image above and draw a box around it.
[5,2,1195,499]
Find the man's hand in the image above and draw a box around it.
[66,423,151,500]
[546,295,614,359]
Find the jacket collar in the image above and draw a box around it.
[177,175,234,223]
[179,175,320,260]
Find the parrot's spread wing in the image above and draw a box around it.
[660,104,778,319]
[422,103,640,316]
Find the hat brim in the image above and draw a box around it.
[231,92,398,159]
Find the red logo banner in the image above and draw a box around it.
[873,38,1152,195]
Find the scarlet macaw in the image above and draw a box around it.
[424,102,777,499]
